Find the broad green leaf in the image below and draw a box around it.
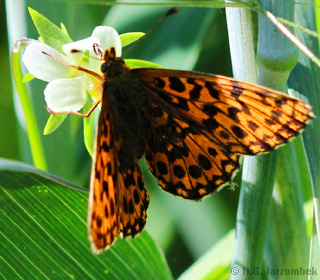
[289,2,320,271]
[309,218,320,280]
[43,114,68,135]
[120,32,145,47]
[0,159,173,280]
[305,200,313,237]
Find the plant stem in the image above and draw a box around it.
[227,0,302,279]
[11,44,47,171]
[226,4,265,279]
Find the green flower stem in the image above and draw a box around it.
[11,44,47,171]
[227,0,301,278]
[225,4,257,82]
[257,0,298,90]
[225,4,265,279]
[231,152,277,280]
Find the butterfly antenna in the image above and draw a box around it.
[123,7,179,57]
[70,47,103,61]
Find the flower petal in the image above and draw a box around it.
[62,36,101,64]
[44,76,88,112]
[63,36,103,73]
[22,43,74,82]
[92,26,122,57]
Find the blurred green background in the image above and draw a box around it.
[1,0,18,161]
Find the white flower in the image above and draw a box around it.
[22,26,122,113]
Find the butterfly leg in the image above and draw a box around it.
[46,97,102,117]
[41,51,103,80]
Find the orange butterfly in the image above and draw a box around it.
[41,39,313,254]
[76,45,312,253]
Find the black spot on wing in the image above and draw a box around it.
[188,165,202,179]
[203,104,219,116]
[205,82,219,99]
[173,165,186,178]
[155,78,165,89]
[169,76,185,92]
[231,125,248,139]
[157,161,168,175]
[198,154,212,170]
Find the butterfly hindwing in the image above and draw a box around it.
[142,85,240,199]
[117,161,149,239]
[145,120,240,199]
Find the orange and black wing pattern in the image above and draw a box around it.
[134,68,313,199]
[88,92,149,253]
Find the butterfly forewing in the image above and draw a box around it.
[88,77,149,253]
[134,68,313,155]
[88,97,119,252]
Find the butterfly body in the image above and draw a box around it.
[88,48,313,253]
[101,57,146,168]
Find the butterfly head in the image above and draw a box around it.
[100,56,125,78]
[92,45,125,77]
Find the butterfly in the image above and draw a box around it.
[71,43,314,254]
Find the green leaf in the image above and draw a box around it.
[43,113,68,135]
[28,7,72,52]
[60,23,71,38]
[22,72,35,83]
[269,142,309,270]
[289,3,320,270]
[125,59,164,69]
[120,32,145,47]
[309,218,320,280]
[305,200,313,237]
[0,159,173,280]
